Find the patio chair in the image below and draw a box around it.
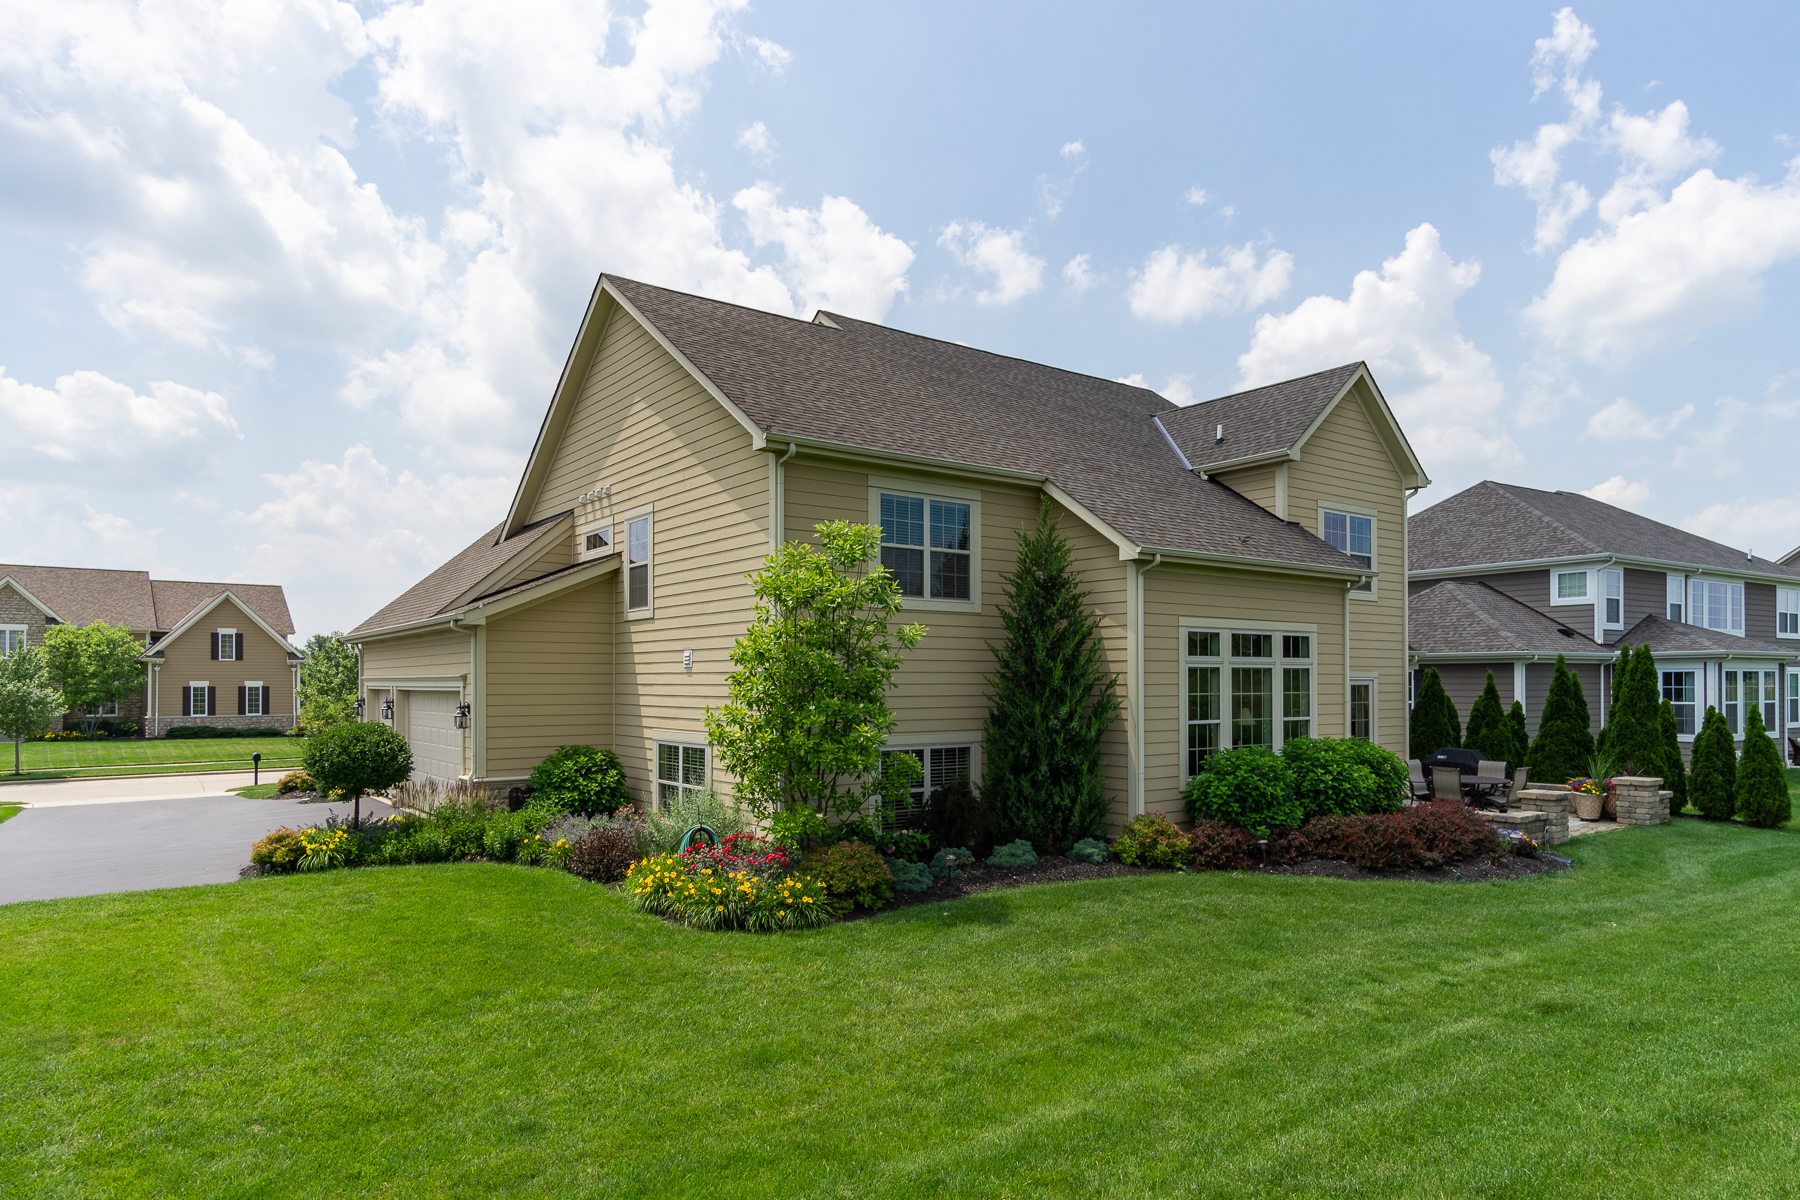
[1430,765,1465,803]
[1789,736,1800,767]
[1407,758,1430,800]
[1507,767,1529,805]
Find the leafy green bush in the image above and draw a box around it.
[874,829,931,863]
[1688,705,1737,821]
[986,839,1038,869]
[529,745,631,817]
[770,805,830,850]
[276,770,315,795]
[1183,747,1300,834]
[302,722,412,801]
[886,857,933,892]
[1283,737,1406,820]
[1113,813,1189,867]
[799,840,894,911]
[1067,837,1107,864]
[929,847,975,879]
[166,725,231,739]
[1736,707,1791,829]
[250,828,304,872]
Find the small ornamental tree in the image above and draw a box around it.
[1463,672,1514,769]
[303,720,413,826]
[1658,699,1688,812]
[981,499,1121,853]
[1409,668,1461,760]
[1528,655,1595,784]
[1735,706,1791,828]
[1507,701,1530,776]
[705,521,926,823]
[42,622,145,732]
[298,632,360,733]
[0,645,62,775]
[1687,705,1736,821]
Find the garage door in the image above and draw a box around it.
[405,690,462,781]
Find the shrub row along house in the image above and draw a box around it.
[351,275,1429,827]
[1407,483,1800,762]
[0,564,303,734]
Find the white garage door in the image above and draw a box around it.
[405,690,462,781]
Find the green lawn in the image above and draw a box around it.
[1,736,305,782]
[0,805,19,825]
[3,823,1800,1197]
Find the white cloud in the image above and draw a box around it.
[1184,187,1208,206]
[736,120,776,161]
[1583,396,1694,439]
[1060,140,1085,159]
[0,366,238,483]
[732,184,914,321]
[1127,242,1292,322]
[938,221,1045,305]
[1581,476,1654,508]
[1680,497,1800,563]
[745,34,791,73]
[1113,373,1196,405]
[1062,253,1098,293]
[1238,223,1517,488]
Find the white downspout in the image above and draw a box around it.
[1131,553,1162,819]
[772,441,797,552]
[1344,580,1356,736]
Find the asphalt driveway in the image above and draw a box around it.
[0,784,396,905]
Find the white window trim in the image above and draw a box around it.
[1666,573,1686,624]
[1776,587,1800,639]
[1317,501,1377,601]
[868,479,982,614]
[189,680,211,717]
[0,625,25,656]
[577,517,614,563]
[1600,568,1624,630]
[1661,668,1699,741]
[217,628,238,661]
[623,505,654,620]
[654,739,707,810]
[881,740,979,819]
[1550,568,1593,607]
[244,681,265,716]
[1348,674,1378,742]
[83,700,120,717]
[1690,577,1746,638]
[1180,622,1319,778]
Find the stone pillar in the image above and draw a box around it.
[1518,789,1572,845]
[1611,777,1669,826]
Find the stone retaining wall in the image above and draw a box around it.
[1483,809,1549,846]
[149,715,292,737]
[1516,789,1572,845]
[1612,776,1670,826]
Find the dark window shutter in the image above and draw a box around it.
[237,686,246,715]
[208,686,217,716]
[263,686,272,715]
[211,632,219,660]
[181,687,191,717]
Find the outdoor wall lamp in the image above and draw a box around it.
[353,697,365,719]
[381,697,395,721]
[454,703,471,729]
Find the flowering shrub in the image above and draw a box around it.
[296,827,353,872]
[625,853,834,931]
[799,840,894,911]
[515,832,573,868]
[1189,820,1256,870]
[679,831,793,882]
[1112,813,1189,867]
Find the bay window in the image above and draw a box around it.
[1185,627,1313,775]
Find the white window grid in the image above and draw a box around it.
[1184,629,1314,776]
[655,742,705,809]
[1662,670,1696,737]
[1349,679,1374,742]
[189,681,211,718]
[1552,570,1590,604]
[1788,670,1799,727]
[218,629,238,661]
[1667,574,1686,623]
[625,510,653,615]
[1691,580,1745,636]
[879,491,972,602]
[1322,509,1374,594]
[881,745,972,827]
[244,682,264,716]
[1601,570,1624,628]
[1778,588,1800,638]
[0,626,25,656]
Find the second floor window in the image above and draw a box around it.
[879,492,971,601]
[1666,574,1684,622]
[626,514,652,612]
[214,630,237,661]
[0,626,25,656]
[1691,580,1744,635]
[1602,569,1623,628]
[1322,510,1373,592]
[1554,570,1589,601]
[1779,588,1800,636]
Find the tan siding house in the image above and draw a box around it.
[352,275,1428,825]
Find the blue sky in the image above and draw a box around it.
[4,1,1798,639]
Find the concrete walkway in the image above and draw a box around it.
[0,770,260,808]
[0,780,396,905]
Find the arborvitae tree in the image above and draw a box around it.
[1687,705,1737,821]
[1606,644,1665,778]
[1528,655,1596,784]
[1736,706,1791,828]
[982,498,1121,853]
[1464,672,1514,769]
[1658,699,1688,813]
[1507,701,1530,776]
[1409,668,1461,760]
[1596,643,1628,757]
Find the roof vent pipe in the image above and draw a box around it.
[1215,424,1224,445]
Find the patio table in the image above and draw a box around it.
[1462,775,1510,807]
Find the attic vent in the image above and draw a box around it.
[1215,424,1224,445]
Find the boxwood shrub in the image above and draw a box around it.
[1283,737,1408,820]
[529,744,631,817]
[1183,747,1300,834]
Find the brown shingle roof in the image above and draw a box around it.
[606,276,1362,573]
[1411,482,1800,578]
[0,564,295,635]
[1158,363,1364,471]
[347,515,570,638]
[1409,580,1604,657]
[1616,614,1800,659]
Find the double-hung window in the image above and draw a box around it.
[1322,509,1373,593]
[1723,670,1742,735]
[1601,569,1623,628]
[1691,580,1745,636]
[187,681,211,718]
[214,629,237,661]
[243,682,264,716]
[0,626,25,656]
[880,745,972,827]
[1779,588,1800,637]
[625,511,652,615]
[1184,628,1314,775]
[1662,670,1696,736]
[1789,671,1799,727]
[1667,575,1685,623]
[879,491,972,602]
[656,742,706,809]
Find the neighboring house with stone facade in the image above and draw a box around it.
[352,274,1428,828]
[1408,483,1800,764]
[0,564,302,735]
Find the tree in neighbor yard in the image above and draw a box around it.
[1462,672,1516,770]
[42,622,145,733]
[1409,668,1461,760]
[1658,698,1688,812]
[1507,701,1530,776]
[981,498,1121,854]
[1735,706,1791,828]
[297,632,360,733]
[1527,655,1595,784]
[705,521,926,823]
[303,720,413,827]
[0,646,62,776]
[1687,705,1737,821]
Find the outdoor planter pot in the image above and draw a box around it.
[1572,790,1605,821]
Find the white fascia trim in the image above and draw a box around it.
[1292,368,1430,490]
[1040,481,1141,558]
[461,558,622,626]
[1412,650,1615,663]
[0,576,64,623]
[349,616,464,644]
[1135,544,1371,582]
[1191,448,1297,477]
[766,433,1046,488]
[139,591,298,663]
[365,676,466,690]
[603,281,768,450]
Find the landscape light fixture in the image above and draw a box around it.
[381,697,395,721]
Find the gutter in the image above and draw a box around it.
[1410,552,1800,590]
